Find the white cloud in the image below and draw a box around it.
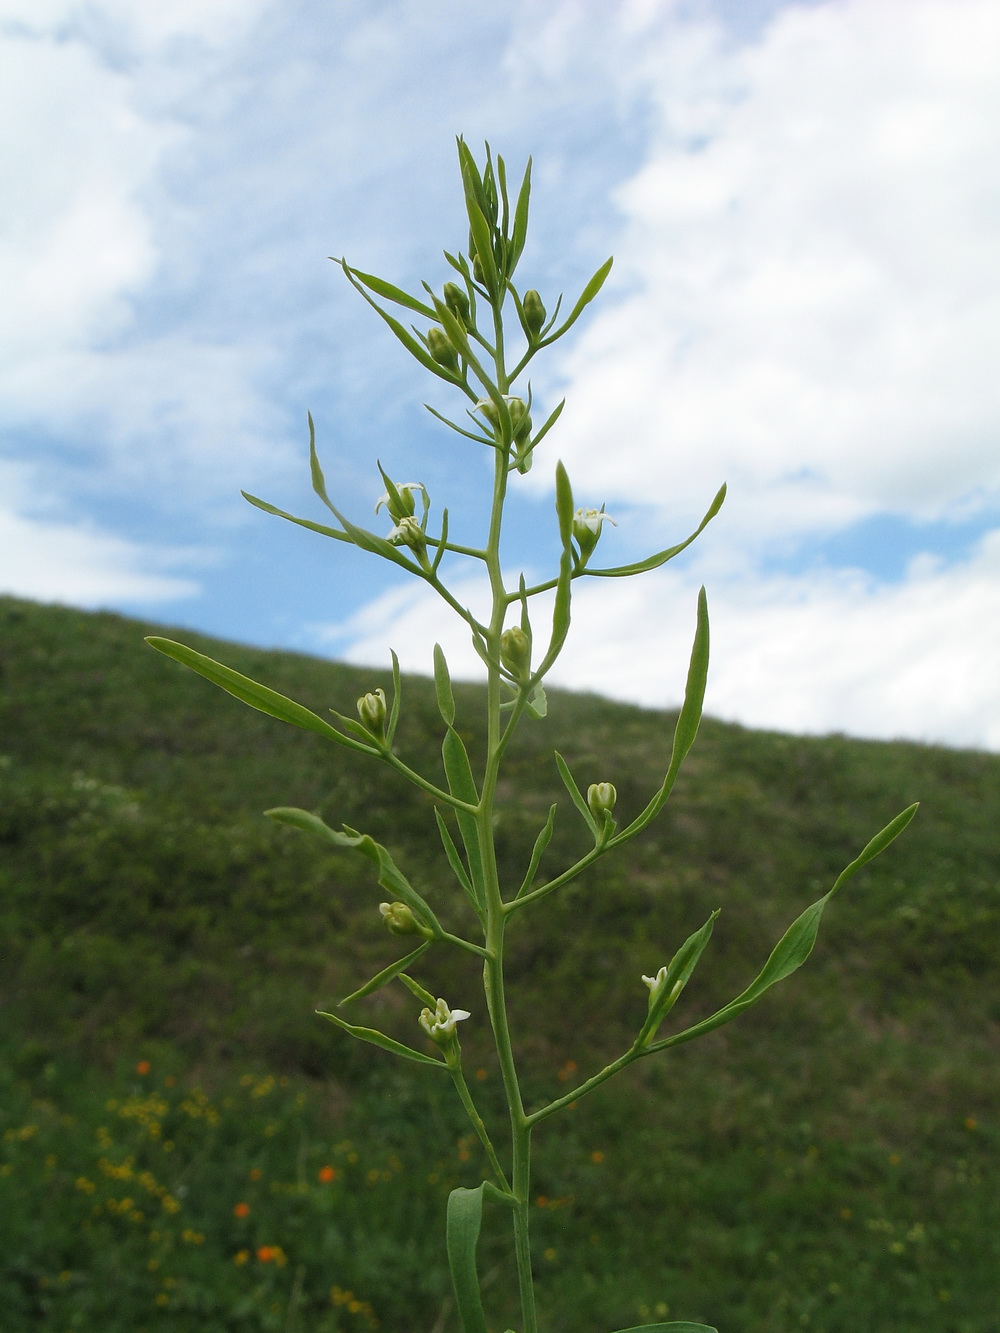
[321,526,1000,751]
[0,0,270,46]
[0,477,199,607]
[2,338,293,497]
[539,0,1000,541]
[0,28,170,361]
[0,0,296,507]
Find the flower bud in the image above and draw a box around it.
[506,397,532,444]
[588,782,617,820]
[513,440,533,475]
[357,688,387,741]
[379,901,433,939]
[443,281,471,326]
[499,625,531,681]
[471,251,486,284]
[419,998,471,1045]
[522,289,546,337]
[475,396,531,445]
[427,326,459,374]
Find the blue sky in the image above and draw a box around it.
[2,0,999,749]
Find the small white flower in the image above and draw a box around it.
[572,507,617,560]
[642,966,668,996]
[375,482,425,519]
[419,998,471,1043]
[573,507,617,536]
[386,514,426,548]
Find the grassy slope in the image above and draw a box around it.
[1,594,997,1332]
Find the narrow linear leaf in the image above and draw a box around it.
[443,730,486,913]
[648,804,919,1054]
[612,1323,718,1333]
[496,152,510,257]
[241,491,352,544]
[338,943,432,1007]
[528,397,565,452]
[538,291,563,339]
[587,484,727,578]
[467,199,501,299]
[669,586,709,767]
[434,809,481,920]
[545,256,613,341]
[447,1184,489,1333]
[442,729,480,806]
[424,403,494,445]
[515,803,557,898]
[306,412,337,520]
[829,801,920,893]
[387,650,402,744]
[304,415,420,573]
[265,808,442,932]
[443,248,474,287]
[145,638,366,749]
[509,155,532,272]
[328,708,384,746]
[431,507,449,574]
[618,588,709,841]
[317,1009,445,1067]
[328,502,420,574]
[554,460,574,545]
[543,550,573,669]
[397,972,438,1009]
[343,264,437,319]
[637,910,719,1047]
[457,138,490,232]
[341,262,460,383]
[554,752,598,835]
[434,297,474,361]
[433,644,457,725]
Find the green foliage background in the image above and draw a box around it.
[1,594,997,1331]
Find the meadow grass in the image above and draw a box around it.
[1,594,998,1330]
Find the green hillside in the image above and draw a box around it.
[1,593,997,1332]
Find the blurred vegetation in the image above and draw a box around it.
[1,593,997,1331]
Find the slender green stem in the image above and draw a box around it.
[505,843,608,914]
[526,1049,638,1128]
[423,534,486,560]
[435,930,490,960]
[419,568,489,637]
[472,414,538,1333]
[381,753,478,814]
[448,1059,511,1193]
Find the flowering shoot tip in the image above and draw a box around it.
[419,998,471,1045]
[357,688,387,742]
[572,507,617,562]
[379,901,434,939]
[500,625,532,682]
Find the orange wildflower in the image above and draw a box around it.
[135,1060,151,1076]
[256,1245,286,1265]
[318,1165,337,1183]
[233,1202,250,1218]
